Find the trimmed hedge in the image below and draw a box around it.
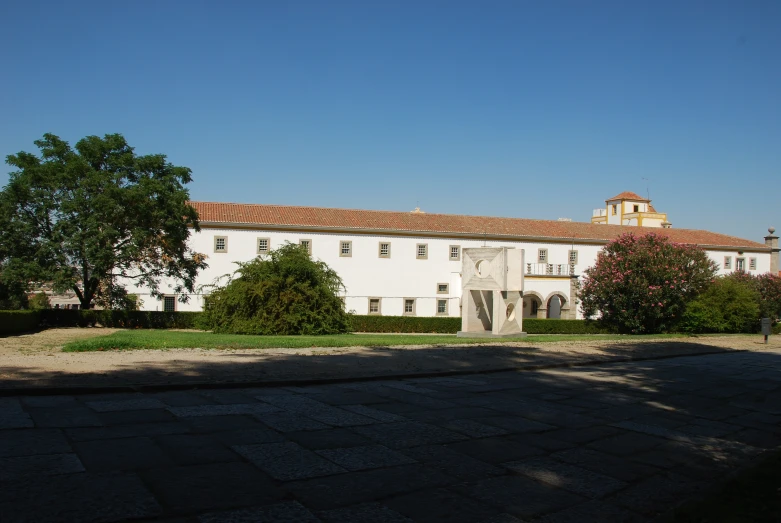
[0,310,41,335]
[349,315,611,334]
[40,310,205,329]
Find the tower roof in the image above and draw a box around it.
[606,191,650,202]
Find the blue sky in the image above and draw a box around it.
[1,0,779,241]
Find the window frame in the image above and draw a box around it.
[736,257,745,271]
[437,283,449,294]
[403,298,416,316]
[749,257,757,270]
[378,242,391,258]
[633,204,639,213]
[163,295,177,312]
[449,245,461,261]
[538,248,548,263]
[214,236,228,253]
[299,239,312,255]
[568,250,578,265]
[416,243,428,260]
[340,240,352,258]
[436,298,449,316]
[368,297,381,315]
[612,204,618,215]
[257,237,270,255]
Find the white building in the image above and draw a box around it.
[129,195,777,319]
[591,191,670,228]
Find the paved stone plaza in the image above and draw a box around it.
[1,348,780,522]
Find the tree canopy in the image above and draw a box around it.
[201,242,351,335]
[579,232,717,333]
[0,133,207,309]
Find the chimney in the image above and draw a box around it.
[766,227,779,274]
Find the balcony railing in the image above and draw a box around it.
[592,208,607,217]
[526,263,575,276]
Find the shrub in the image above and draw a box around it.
[726,271,781,321]
[349,315,611,334]
[579,232,717,334]
[39,309,204,329]
[0,310,41,335]
[679,277,761,333]
[201,243,350,335]
[28,292,51,310]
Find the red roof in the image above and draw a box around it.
[189,201,767,250]
[606,191,649,202]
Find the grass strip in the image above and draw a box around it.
[62,330,690,352]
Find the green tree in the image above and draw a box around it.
[679,277,761,333]
[579,232,717,333]
[0,133,207,309]
[202,243,351,335]
[724,271,781,321]
[28,292,51,310]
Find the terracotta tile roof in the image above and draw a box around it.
[648,204,658,213]
[606,191,649,202]
[190,201,768,250]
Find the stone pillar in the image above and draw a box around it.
[766,227,779,274]
[536,307,548,319]
[568,275,580,320]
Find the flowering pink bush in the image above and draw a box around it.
[579,233,717,333]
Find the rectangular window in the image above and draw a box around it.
[378,242,391,258]
[214,236,227,253]
[416,243,428,259]
[437,299,448,315]
[633,204,639,212]
[163,296,176,312]
[368,297,381,315]
[724,256,732,270]
[749,258,757,270]
[437,283,449,294]
[257,238,270,254]
[340,241,352,257]
[538,249,548,263]
[403,298,415,315]
[449,245,461,261]
[736,258,745,271]
[612,204,617,215]
[299,239,312,254]
[568,250,578,265]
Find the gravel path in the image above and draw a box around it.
[1,328,778,391]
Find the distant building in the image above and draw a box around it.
[123,200,775,319]
[591,191,670,228]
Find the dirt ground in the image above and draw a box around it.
[1,328,779,391]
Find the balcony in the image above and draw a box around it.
[526,263,575,276]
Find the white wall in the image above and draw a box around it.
[125,226,770,319]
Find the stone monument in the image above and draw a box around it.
[457,247,526,338]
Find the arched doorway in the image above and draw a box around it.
[522,294,542,318]
[547,295,563,319]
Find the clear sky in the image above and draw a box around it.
[1,0,779,242]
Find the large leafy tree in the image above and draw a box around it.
[202,243,351,335]
[724,270,781,321]
[579,232,717,333]
[0,133,207,309]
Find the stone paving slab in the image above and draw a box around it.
[0,347,779,522]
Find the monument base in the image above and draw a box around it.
[456,331,528,338]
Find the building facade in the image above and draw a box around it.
[127,197,775,319]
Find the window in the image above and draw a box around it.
[214,236,227,253]
[437,299,449,315]
[736,258,745,271]
[299,239,312,255]
[724,256,732,270]
[163,296,176,312]
[378,242,391,258]
[368,297,381,315]
[633,205,639,213]
[449,245,461,261]
[749,258,757,270]
[612,204,617,215]
[340,241,352,257]
[538,249,548,263]
[403,298,416,316]
[568,250,578,265]
[416,243,428,260]
[437,283,449,294]
[257,237,270,254]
